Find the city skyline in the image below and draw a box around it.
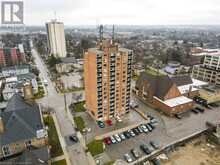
[19,0,220,26]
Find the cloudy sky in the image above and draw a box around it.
[19,0,220,25]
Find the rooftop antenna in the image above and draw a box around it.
[99,25,104,42]
[99,25,104,50]
[112,25,115,44]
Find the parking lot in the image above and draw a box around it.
[103,96,220,163]
[76,109,146,143]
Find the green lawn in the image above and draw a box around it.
[52,159,67,165]
[43,116,63,158]
[74,101,86,112]
[60,87,84,93]
[145,68,165,76]
[87,140,104,156]
[73,116,85,132]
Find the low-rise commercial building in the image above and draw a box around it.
[134,73,203,116]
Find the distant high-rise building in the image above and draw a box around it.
[84,39,133,121]
[46,20,67,58]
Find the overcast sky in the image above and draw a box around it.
[20,0,220,25]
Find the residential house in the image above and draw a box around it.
[0,94,48,160]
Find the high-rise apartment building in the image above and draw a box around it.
[46,20,67,58]
[84,40,132,121]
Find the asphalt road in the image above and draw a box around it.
[32,48,90,165]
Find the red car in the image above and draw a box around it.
[104,137,112,145]
[106,119,113,126]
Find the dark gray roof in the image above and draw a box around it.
[3,147,49,165]
[1,65,30,71]
[170,75,193,86]
[0,94,43,146]
[60,57,76,64]
[136,72,174,100]
[18,73,36,81]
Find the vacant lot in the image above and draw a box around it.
[162,136,220,165]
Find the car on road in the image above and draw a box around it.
[151,157,161,165]
[104,137,112,145]
[150,140,160,149]
[140,144,151,154]
[191,109,199,114]
[69,135,78,143]
[131,148,141,159]
[124,153,133,163]
[119,133,126,140]
[130,100,139,109]
[97,121,105,128]
[128,129,136,137]
[110,136,117,144]
[195,107,205,113]
[175,114,182,119]
[116,116,122,122]
[114,134,121,142]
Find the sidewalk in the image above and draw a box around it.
[52,113,71,165]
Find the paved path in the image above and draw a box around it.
[51,155,66,163]
[32,48,91,165]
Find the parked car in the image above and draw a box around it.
[195,107,205,113]
[130,100,139,109]
[133,128,140,135]
[191,109,199,114]
[150,140,160,149]
[110,136,116,144]
[138,126,144,133]
[128,129,136,137]
[151,157,161,165]
[148,123,155,130]
[146,124,153,132]
[150,118,158,124]
[146,144,155,153]
[119,133,126,140]
[140,124,148,133]
[209,103,219,108]
[97,121,105,128]
[124,153,133,163]
[106,119,113,126]
[124,131,131,139]
[114,134,121,143]
[104,137,112,145]
[131,148,140,159]
[69,135,78,143]
[140,144,151,154]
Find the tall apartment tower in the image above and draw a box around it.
[46,20,67,58]
[84,39,132,121]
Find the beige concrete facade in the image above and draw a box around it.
[84,41,132,121]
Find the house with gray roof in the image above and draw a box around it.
[0,94,48,160]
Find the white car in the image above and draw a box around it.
[128,130,135,137]
[110,136,116,144]
[119,133,126,140]
[114,134,121,142]
[141,125,148,133]
[124,153,133,163]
